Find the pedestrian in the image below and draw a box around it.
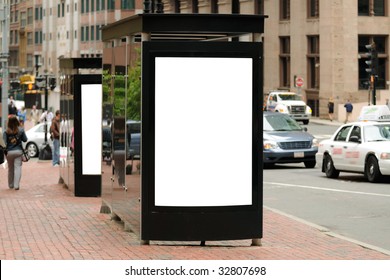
[39,109,48,123]
[60,114,69,147]
[8,96,18,116]
[2,115,28,190]
[17,106,27,126]
[46,109,54,123]
[328,97,334,121]
[30,104,40,126]
[344,99,353,123]
[50,110,61,167]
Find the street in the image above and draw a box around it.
[264,121,390,252]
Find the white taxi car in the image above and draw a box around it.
[316,106,390,183]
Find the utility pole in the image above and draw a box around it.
[0,1,9,129]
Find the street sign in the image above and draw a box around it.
[296,77,304,87]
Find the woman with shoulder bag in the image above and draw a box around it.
[2,116,28,190]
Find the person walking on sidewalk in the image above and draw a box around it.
[328,97,334,121]
[30,105,40,126]
[2,116,28,190]
[50,110,61,167]
[344,99,353,123]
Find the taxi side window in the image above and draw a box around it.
[349,126,361,142]
[334,126,352,142]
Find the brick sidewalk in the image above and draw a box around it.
[1,160,389,260]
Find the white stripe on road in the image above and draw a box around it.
[264,182,390,198]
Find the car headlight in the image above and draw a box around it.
[264,140,278,150]
[312,138,319,148]
[380,152,390,159]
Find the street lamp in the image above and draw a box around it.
[34,55,40,77]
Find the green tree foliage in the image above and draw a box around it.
[102,48,141,121]
[127,54,141,121]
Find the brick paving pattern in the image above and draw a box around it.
[1,160,389,260]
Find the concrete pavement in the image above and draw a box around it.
[1,158,390,260]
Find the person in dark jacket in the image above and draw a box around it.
[3,115,28,190]
[328,97,334,121]
[344,100,353,123]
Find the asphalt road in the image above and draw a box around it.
[263,122,390,252]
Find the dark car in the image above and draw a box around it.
[102,120,140,162]
[126,120,140,159]
[263,112,318,168]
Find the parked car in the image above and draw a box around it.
[23,122,53,158]
[101,120,140,161]
[263,112,318,168]
[126,120,140,159]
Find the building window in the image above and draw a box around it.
[91,26,95,41]
[121,0,135,9]
[307,36,320,89]
[174,0,180,13]
[280,0,290,20]
[20,11,26,27]
[35,31,43,44]
[255,0,264,15]
[358,0,385,16]
[280,37,291,88]
[358,35,388,89]
[96,25,100,40]
[108,0,115,10]
[27,32,33,45]
[232,0,240,14]
[192,0,199,13]
[35,7,43,20]
[27,54,33,68]
[210,0,218,13]
[308,0,319,18]
[27,8,33,24]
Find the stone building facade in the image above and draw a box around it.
[2,0,390,120]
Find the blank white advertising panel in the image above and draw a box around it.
[81,84,102,175]
[155,57,253,207]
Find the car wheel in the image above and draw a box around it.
[365,156,382,183]
[304,160,316,168]
[26,143,39,158]
[324,154,339,178]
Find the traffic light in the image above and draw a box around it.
[365,43,378,75]
[35,76,45,88]
[49,77,56,91]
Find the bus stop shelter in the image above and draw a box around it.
[101,13,266,245]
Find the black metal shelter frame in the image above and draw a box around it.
[102,13,266,245]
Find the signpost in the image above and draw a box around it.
[295,77,304,96]
[296,77,304,87]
